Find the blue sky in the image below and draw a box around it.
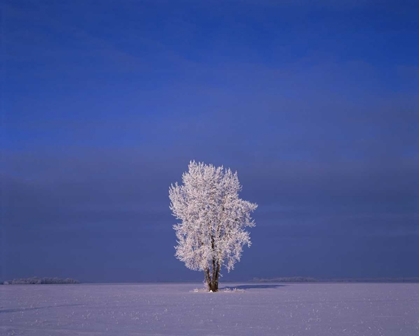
[1,0,418,282]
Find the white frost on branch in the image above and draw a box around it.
[169,161,257,274]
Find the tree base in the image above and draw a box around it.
[205,281,219,292]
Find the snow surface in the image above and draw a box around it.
[0,283,417,335]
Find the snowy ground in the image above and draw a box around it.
[0,283,417,336]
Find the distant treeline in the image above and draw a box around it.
[3,277,79,285]
[253,277,419,283]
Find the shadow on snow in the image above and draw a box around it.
[221,284,286,290]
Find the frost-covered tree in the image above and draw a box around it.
[169,161,257,292]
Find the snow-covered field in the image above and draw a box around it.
[0,283,417,336]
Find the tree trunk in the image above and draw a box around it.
[204,235,220,292]
[204,260,220,292]
[204,273,219,291]
[211,259,220,291]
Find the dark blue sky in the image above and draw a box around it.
[1,0,418,282]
